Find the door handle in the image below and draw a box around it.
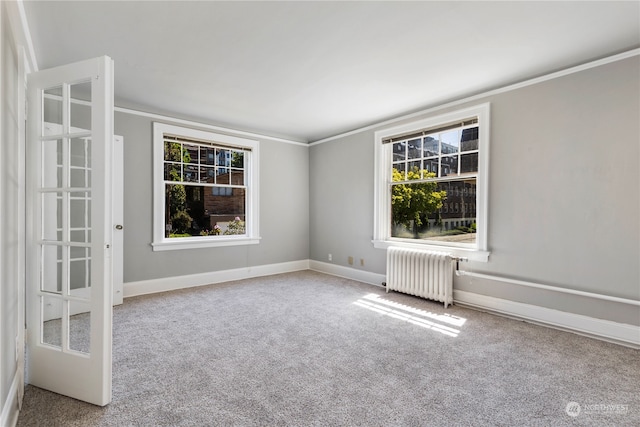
[115,224,123,230]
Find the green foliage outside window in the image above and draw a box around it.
[391,167,447,238]
[166,142,193,235]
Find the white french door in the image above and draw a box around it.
[26,56,114,406]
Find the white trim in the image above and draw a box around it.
[373,103,490,258]
[310,48,640,146]
[456,270,640,306]
[0,12,4,420]
[371,240,490,262]
[152,236,261,251]
[16,42,27,412]
[152,122,260,251]
[123,260,638,348]
[45,100,308,146]
[0,369,21,427]
[123,260,310,298]
[309,260,386,287]
[453,290,640,349]
[4,0,37,73]
[116,106,308,146]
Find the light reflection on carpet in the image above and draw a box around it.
[353,293,466,337]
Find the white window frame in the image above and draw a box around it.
[152,122,260,251]
[373,103,490,262]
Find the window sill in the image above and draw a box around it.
[372,239,490,262]
[152,236,261,251]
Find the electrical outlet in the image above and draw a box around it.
[348,256,354,265]
[328,253,332,261]
[360,258,365,266]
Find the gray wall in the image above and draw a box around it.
[309,56,640,326]
[115,112,309,283]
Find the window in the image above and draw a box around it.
[152,123,260,251]
[373,104,490,261]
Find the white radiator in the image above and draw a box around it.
[386,247,454,308]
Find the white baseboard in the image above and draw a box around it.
[1,369,21,427]
[454,290,640,348]
[309,260,386,287]
[124,259,638,348]
[124,259,310,298]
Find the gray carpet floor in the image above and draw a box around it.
[16,270,640,426]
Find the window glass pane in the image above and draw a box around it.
[440,129,460,154]
[184,164,198,182]
[407,138,422,159]
[390,178,477,244]
[216,168,230,185]
[423,159,438,175]
[165,183,192,237]
[460,153,478,174]
[392,142,406,162]
[200,166,215,184]
[217,149,230,167]
[165,184,246,238]
[184,144,199,164]
[392,164,406,181]
[441,156,458,177]
[164,164,181,181]
[461,127,479,151]
[230,169,245,186]
[423,136,438,157]
[208,188,246,236]
[390,179,447,238]
[201,147,215,165]
[165,141,182,162]
[407,161,422,176]
[231,151,245,168]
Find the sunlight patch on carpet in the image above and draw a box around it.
[353,293,466,337]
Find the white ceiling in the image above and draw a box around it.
[23,1,640,142]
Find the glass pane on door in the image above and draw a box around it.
[41,295,63,348]
[41,245,63,294]
[43,86,63,130]
[69,300,91,354]
[69,81,92,130]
